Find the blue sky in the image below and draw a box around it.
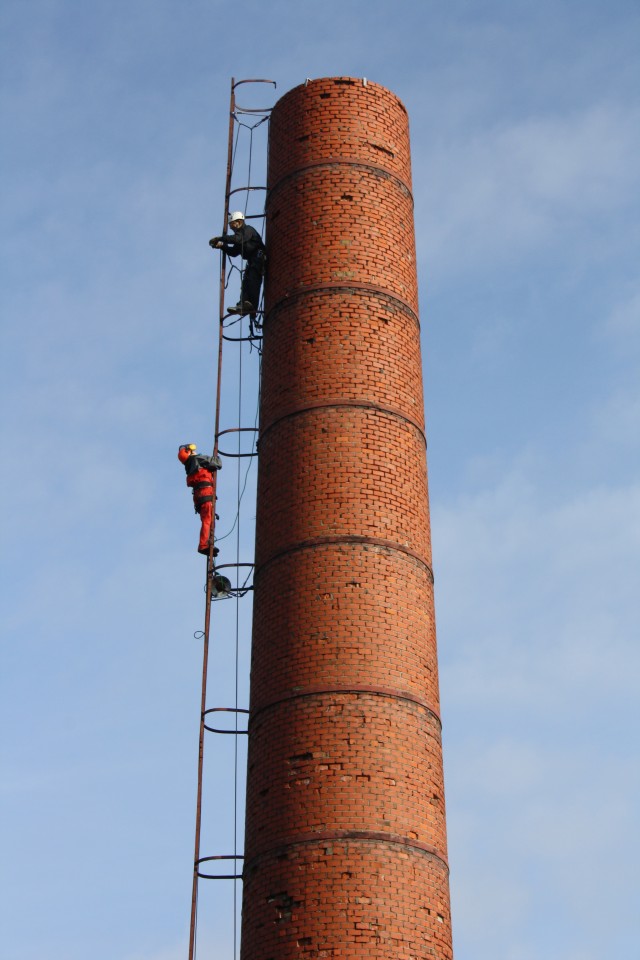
[1,2,639,959]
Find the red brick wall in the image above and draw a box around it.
[241,77,453,960]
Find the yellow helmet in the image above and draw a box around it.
[178,443,197,463]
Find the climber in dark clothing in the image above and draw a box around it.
[177,444,222,555]
[209,211,266,315]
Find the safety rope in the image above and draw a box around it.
[233,312,243,958]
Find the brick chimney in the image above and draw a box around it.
[241,77,453,960]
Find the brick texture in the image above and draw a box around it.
[240,77,453,960]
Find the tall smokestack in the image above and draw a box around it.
[241,77,453,959]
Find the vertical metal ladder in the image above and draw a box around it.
[187,77,276,960]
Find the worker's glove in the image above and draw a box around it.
[209,237,223,248]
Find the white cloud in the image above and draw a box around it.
[415,102,640,276]
[436,374,640,958]
[593,384,640,450]
[604,286,640,347]
[436,470,640,713]
[449,739,639,959]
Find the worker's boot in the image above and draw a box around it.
[227,301,255,316]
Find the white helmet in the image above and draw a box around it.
[228,211,245,223]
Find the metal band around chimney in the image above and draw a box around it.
[254,534,434,583]
[244,830,449,876]
[258,398,426,446]
[267,158,413,206]
[264,282,419,329]
[249,684,442,728]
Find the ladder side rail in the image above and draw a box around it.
[187,75,238,960]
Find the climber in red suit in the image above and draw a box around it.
[178,444,222,555]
